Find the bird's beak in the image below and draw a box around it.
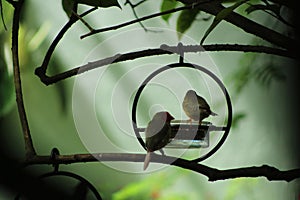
[168,114,175,121]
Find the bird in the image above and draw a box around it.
[143,111,174,170]
[182,90,217,124]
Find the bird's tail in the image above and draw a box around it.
[211,111,218,116]
[143,151,151,170]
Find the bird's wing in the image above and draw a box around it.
[145,122,172,151]
[145,118,165,138]
[197,95,210,109]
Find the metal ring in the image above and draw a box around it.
[131,62,232,162]
[40,171,102,200]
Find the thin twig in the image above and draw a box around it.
[125,0,156,32]
[35,44,295,85]
[35,7,97,79]
[71,9,96,32]
[11,0,36,158]
[133,0,148,8]
[25,153,300,182]
[177,0,297,50]
[80,2,203,39]
[79,0,297,50]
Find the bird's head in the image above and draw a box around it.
[153,111,175,123]
[186,90,197,97]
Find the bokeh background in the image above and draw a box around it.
[1,0,299,199]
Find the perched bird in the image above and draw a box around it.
[143,112,174,170]
[182,90,217,124]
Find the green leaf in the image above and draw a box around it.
[112,171,184,200]
[176,8,200,39]
[62,0,76,17]
[254,64,286,88]
[200,0,247,44]
[161,0,178,22]
[0,0,7,30]
[0,44,14,117]
[48,59,68,113]
[62,0,121,17]
[245,4,265,14]
[231,112,246,128]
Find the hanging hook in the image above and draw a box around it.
[50,148,60,173]
[160,43,185,64]
[177,42,184,64]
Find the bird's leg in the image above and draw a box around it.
[187,118,193,125]
[159,149,165,156]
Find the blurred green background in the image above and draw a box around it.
[0,0,299,199]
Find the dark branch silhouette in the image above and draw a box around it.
[35,44,294,85]
[7,0,299,187]
[10,0,36,159]
[25,153,300,182]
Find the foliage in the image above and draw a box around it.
[176,8,200,39]
[62,0,121,17]
[0,1,13,117]
[0,0,298,199]
[200,0,247,44]
[112,170,192,200]
[0,36,14,117]
[161,0,179,23]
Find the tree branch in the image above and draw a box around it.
[124,0,150,32]
[35,44,294,85]
[178,0,297,50]
[34,7,97,80]
[79,0,297,50]
[11,0,36,158]
[80,1,205,39]
[25,153,300,182]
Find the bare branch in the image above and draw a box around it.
[124,0,149,31]
[35,7,97,79]
[178,0,297,50]
[80,2,200,39]
[11,0,36,158]
[35,44,294,85]
[132,0,148,8]
[25,153,300,182]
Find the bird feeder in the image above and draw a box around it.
[132,43,232,162]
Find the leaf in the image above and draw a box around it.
[0,0,7,30]
[48,59,68,113]
[0,45,14,117]
[161,0,178,22]
[200,0,247,44]
[245,3,281,16]
[228,65,251,95]
[176,8,200,39]
[62,0,76,17]
[245,4,266,14]
[254,64,286,88]
[62,0,121,17]
[112,171,184,200]
[231,112,246,128]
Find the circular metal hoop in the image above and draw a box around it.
[40,171,102,200]
[132,62,232,162]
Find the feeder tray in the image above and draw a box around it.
[131,43,232,162]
